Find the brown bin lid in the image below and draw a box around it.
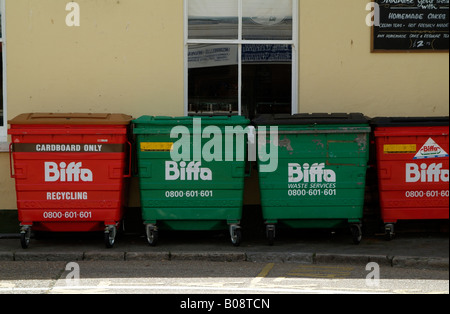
[8,113,133,125]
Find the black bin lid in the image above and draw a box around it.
[371,117,449,127]
[253,113,368,126]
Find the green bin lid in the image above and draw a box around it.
[253,113,368,126]
[133,115,250,127]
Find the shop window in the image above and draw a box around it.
[186,0,298,119]
[188,44,239,115]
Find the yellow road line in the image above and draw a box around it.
[251,263,275,286]
[286,265,355,279]
[257,263,275,278]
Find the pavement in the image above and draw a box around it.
[0,228,448,270]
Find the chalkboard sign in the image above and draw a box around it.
[372,0,450,52]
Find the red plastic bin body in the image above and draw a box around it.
[373,118,449,224]
[8,113,132,233]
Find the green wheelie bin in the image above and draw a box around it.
[253,113,371,245]
[133,116,250,246]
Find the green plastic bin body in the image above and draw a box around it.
[133,116,250,245]
[254,114,370,243]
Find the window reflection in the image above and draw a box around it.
[243,0,293,40]
[188,0,239,40]
[188,0,293,41]
[242,45,292,119]
[187,0,295,118]
[188,44,239,116]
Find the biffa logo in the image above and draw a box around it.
[165,161,212,181]
[414,138,449,160]
[288,163,336,183]
[406,163,449,183]
[45,162,93,182]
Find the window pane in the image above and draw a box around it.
[242,45,292,119]
[188,44,239,116]
[243,0,293,40]
[188,0,239,40]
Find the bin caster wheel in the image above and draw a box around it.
[350,224,362,245]
[20,226,31,249]
[146,225,158,247]
[230,225,242,247]
[385,224,395,241]
[231,229,242,247]
[104,226,117,249]
[266,225,276,246]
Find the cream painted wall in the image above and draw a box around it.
[6,0,185,119]
[298,0,449,117]
[0,153,16,209]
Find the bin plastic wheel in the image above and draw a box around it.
[266,225,276,246]
[146,228,158,247]
[267,230,275,246]
[104,226,116,249]
[350,224,362,245]
[20,229,31,249]
[231,228,242,247]
[385,224,395,241]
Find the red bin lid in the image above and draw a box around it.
[8,113,133,125]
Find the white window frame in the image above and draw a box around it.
[184,0,298,116]
[0,0,7,143]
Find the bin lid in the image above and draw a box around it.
[8,113,133,125]
[133,115,250,127]
[252,113,368,126]
[371,117,449,127]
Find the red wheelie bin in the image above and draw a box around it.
[8,113,132,248]
[372,117,449,240]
